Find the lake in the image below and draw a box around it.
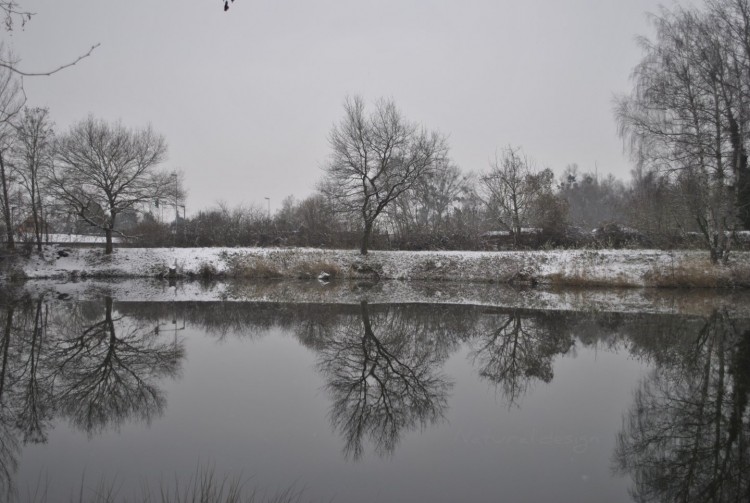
[0,281,748,502]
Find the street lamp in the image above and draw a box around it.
[264,197,270,219]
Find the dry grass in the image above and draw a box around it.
[644,259,733,288]
[19,465,309,503]
[225,257,283,279]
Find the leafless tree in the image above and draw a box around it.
[0,56,22,250]
[48,116,177,254]
[388,160,471,245]
[13,107,53,251]
[323,96,448,254]
[480,146,556,247]
[617,1,750,262]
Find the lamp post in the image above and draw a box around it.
[264,197,270,219]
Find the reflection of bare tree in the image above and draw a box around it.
[468,311,574,406]
[317,301,452,459]
[49,297,184,435]
[0,295,187,497]
[13,297,53,444]
[615,310,750,502]
[0,304,19,499]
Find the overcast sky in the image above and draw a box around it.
[6,0,671,214]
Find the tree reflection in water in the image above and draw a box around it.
[49,297,184,435]
[615,310,750,502]
[2,292,749,499]
[317,301,452,459]
[0,295,184,497]
[468,310,574,406]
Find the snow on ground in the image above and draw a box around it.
[5,245,750,288]
[13,233,122,244]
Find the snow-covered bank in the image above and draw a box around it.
[5,246,750,288]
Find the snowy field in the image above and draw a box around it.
[5,245,750,289]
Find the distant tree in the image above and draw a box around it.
[480,146,558,247]
[48,117,178,254]
[558,164,626,229]
[13,107,54,251]
[389,160,471,246]
[322,96,448,254]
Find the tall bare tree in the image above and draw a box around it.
[0,55,22,250]
[49,116,177,254]
[13,107,53,251]
[323,96,448,255]
[617,1,750,262]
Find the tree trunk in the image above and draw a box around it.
[0,306,13,399]
[31,178,41,252]
[0,153,14,251]
[729,114,750,229]
[105,228,113,254]
[360,220,372,255]
[739,164,750,230]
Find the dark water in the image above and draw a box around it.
[0,289,748,502]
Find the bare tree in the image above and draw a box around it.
[389,160,471,246]
[0,56,22,250]
[617,2,750,262]
[323,96,448,254]
[49,116,177,254]
[13,107,53,252]
[480,146,555,247]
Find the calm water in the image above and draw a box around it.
[0,286,748,502]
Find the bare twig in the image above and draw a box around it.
[0,43,100,77]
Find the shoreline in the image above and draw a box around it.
[2,245,750,289]
[7,277,750,318]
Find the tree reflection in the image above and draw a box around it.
[49,297,184,435]
[0,295,185,497]
[614,310,750,502]
[468,310,574,406]
[317,301,452,459]
[0,304,19,499]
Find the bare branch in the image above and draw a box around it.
[0,43,100,77]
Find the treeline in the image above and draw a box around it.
[126,158,743,251]
[4,0,750,258]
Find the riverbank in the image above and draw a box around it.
[9,278,750,318]
[3,245,750,288]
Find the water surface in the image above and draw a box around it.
[0,284,748,502]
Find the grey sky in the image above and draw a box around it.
[8,0,667,214]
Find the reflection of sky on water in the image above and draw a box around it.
[0,294,747,502]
